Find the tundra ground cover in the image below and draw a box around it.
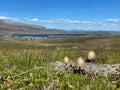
[0,35,120,90]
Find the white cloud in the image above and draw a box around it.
[35,19,99,26]
[0,16,9,20]
[37,19,81,24]
[28,18,39,22]
[0,16,20,22]
[106,19,120,22]
[0,16,120,28]
[52,19,80,24]
[39,20,54,23]
[81,21,96,25]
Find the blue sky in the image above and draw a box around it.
[0,0,120,31]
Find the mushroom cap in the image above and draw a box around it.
[76,57,85,67]
[88,50,96,60]
[63,56,69,64]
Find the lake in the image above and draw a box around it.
[14,34,110,38]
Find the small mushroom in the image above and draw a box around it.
[76,57,85,68]
[88,50,96,60]
[86,50,96,62]
[63,56,69,65]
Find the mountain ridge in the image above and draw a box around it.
[0,19,119,37]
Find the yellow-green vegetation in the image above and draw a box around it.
[0,35,120,89]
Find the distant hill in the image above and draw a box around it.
[0,19,119,37]
[0,20,66,37]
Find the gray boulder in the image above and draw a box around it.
[50,61,120,74]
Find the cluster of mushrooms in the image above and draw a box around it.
[63,50,96,74]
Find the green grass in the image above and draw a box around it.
[0,35,120,89]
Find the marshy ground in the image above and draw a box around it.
[0,35,120,90]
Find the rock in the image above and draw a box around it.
[50,61,120,74]
[50,61,75,73]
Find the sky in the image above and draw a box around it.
[0,0,120,31]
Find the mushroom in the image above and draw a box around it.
[63,56,69,65]
[74,57,85,74]
[76,57,85,68]
[86,50,96,62]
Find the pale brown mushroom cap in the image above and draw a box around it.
[63,56,69,64]
[88,50,96,60]
[76,57,85,68]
